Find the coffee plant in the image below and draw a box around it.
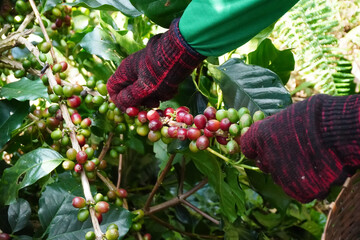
[1,0,358,239]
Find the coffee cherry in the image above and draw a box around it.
[66,148,77,160]
[107,190,117,201]
[216,109,228,121]
[196,135,209,150]
[253,110,265,122]
[206,119,220,132]
[63,85,74,98]
[59,61,68,72]
[62,160,75,170]
[132,209,145,222]
[148,130,161,142]
[99,102,109,114]
[194,114,207,129]
[117,188,128,198]
[55,18,62,28]
[164,107,175,118]
[84,160,96,172]
[61,135,70,146]
[49,93,60,102]
[85,231,95,240]
[176,106,190,113]
[189,140,199,153]
[98,160,107,170]
[81,118,92,128]
[95,201,110,214]
[71,112,82,124]
[229,123,241,136]
[227,108,240,123]
[74,163,83,173]
[137,111,148,123]
[226,139,240,154]
[203,106,217,120]
[94,193,104,203]
[186,127,201,140]
[216,136,228,145]
[220,118,231,131]
[97,83,108,96]
[77,209,89,222]
[0,233,11,240]
[126,107,139,117]
[239,114,253,129]
[238,107,250,118]
[176,110,187,123]
[136,125,150,137]
[177,128,187,141]
[115,197,123,206]
[148,119,162,131]
[144,233,152,240]
[85,147,94,159]
[39,41,51,53]
[183,113,194,125]
[76,151,88,164]
[105,228,119,240]
[72,196,86,208]
[52,63,62,73]
[51,129,62,140]
[67,95,82,108]
[132,222,142,231]
[46,116,60,129]
[167,126,178,138]
[107,223,119,231]
[95,211,103,224]
[146,109,160,121]
[241,127,250,136]
[53,84,63,96]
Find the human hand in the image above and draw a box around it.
[240,94,360,203]
[106,19,205,112]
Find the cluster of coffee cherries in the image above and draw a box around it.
[125,105,265,155]
[72,189,129,240]
[43,3,72,32]
[0,0,33,31]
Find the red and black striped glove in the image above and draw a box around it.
[240,94,360,203]
[106,19,206,112]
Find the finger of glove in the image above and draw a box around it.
[240,123,260,159]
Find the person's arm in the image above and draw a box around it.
[241,94,360,203]
[107,0,299,111]
[180,0,299,56]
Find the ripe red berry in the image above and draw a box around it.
[204,128,215,137]
[81,118,92,128]
[203,106,217,120]
[196,135,210,150]
[194,114,207,129]
[76,151,88,164]
[95,211,103,224]
[164,107,175,118]
[206,119,220,132]
[186,127,201,140]
[146,109,160,121]
[183,113,194,125]
[117,188,128,198]
[0,233,10,240]
[176,111,187,123]
[72,196,86,208]
[144,233,152,240]
[74,163,83,173]
[95,201,110,214]
[176,106,190,113]
[137,111,148,123]
[71,112,82,124]
[220,118,231,131]
[84,161,96,172]
[67,95,82,108]
[76,134,86,146]
[216,136,228,145]
[177,128,187,141]
[125,107,139,117]
[59,61,68,72]
[167,126,178,138]
[148,119,163,131]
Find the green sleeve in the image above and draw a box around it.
[179,0,299,56]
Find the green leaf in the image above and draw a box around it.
[8,198,31,233]
[186,150,242,223]
[66,0,141,17]
[130,0,191,28]
[40,0,63,12]
[39,173,132,239]
[210,58,292,116]
[0,77,48,102]
[247,39,295,85]
[0,99,29,150]
[79,27,122,63]
[0,148,64,205]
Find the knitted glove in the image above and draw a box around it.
[240,94,360,203]
[106,19,206,112]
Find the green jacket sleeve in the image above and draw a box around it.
[179,0,299,56]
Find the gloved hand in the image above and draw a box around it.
[106,19,206,112]
[240,94,360,203]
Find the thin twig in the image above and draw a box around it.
[0,56,40,76]
[17,12,35,32]
[180,199,220,225]
[98,132,114,161]
[149,215,224,239]
[0,24,11,37]
[144,154,176,210]
[28,0,57,63]
[146,178,208,214]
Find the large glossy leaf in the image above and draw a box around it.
[0,78,48,102]
[211,58,292,116]
[186,150,245,223]
[0,148,64,205]
[130,0,191,28]
[66,0,141,17]
[8,198,31,233]
[79,27,122,64]
[39,173,132,239]
[247,38,295,85]
[0,99,29,150]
